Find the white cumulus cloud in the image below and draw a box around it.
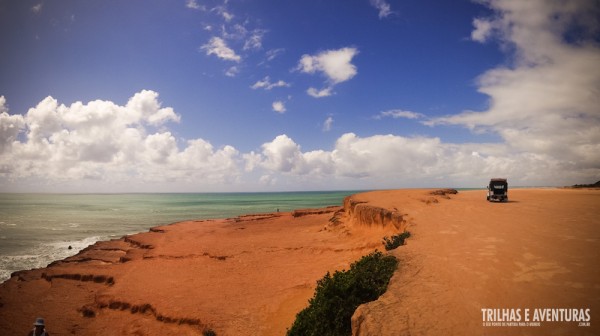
[259,135,304,173]
[375,109,425,120]
[225,66,240,77]
[251,76,290,90]
[213,5,234,22]
[369,0,392,19]
[298,47,358,98]
[247,132,583,188]
[186,0,204,10]
[297,47,359,84]
[200,37,241,62]
[430,0,600,174]
[126,90,181,126]
[0,96,25,153]
[31,3,43,13]
[243,29,267,51]
[471,18,495,42]
[307,87,333,98]
[272,101,286,114]
[0,91,240,191]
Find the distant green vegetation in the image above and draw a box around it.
[287,251,398,336]
[570,180,600,188]
[382,231,411,251]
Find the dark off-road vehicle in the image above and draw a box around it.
[487,178,508,202]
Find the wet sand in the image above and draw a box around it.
[0,188,598,335]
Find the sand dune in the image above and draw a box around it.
[0,188,598,335]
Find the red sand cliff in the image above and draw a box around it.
[1,188,598,335]
[0,198,399,335]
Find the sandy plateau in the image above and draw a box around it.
[0,188,598,335]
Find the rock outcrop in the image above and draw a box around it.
[331,196,407,231]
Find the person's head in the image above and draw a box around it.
[33,317,45,330]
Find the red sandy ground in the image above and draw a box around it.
[0,206,396,335]
[352,188,599,336]
[0,188,598,336]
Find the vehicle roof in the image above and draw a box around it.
[490,178,507,182]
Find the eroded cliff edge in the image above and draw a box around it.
[335,196,407,231]
[335,189,458,336]
[331,188,457,231]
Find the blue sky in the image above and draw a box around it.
[0,0,598,192]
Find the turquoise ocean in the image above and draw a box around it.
[0,191,358,283]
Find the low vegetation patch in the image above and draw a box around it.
[570,180,600,188]
[382,231,411,251]
[202,329,216,336]
[287,251,398,336]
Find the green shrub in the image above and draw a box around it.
[382,231,411,250]
[287,251,398,336]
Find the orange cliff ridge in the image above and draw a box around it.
[1,188,599,336]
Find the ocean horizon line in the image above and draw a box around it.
[0,185,562,196]
[0,189,368,196]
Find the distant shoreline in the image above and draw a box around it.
[0,191,358,283]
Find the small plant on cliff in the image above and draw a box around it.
[382,231,411,251]
[287,251,398,336]
[202,329,216,336]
